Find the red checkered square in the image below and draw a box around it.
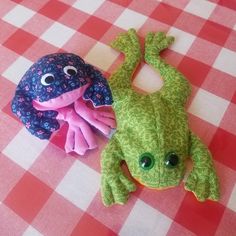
[198,20,231,46]
[215,208,236,235]
[0,0,15,18]
[94,1,124,23]
[219,0,236,11]
[188,113,217,146]
[220,103,236,136]
[63,32,97,57]
[29,144,75,188]
[58,7,90,30]
[0,78,16,109]
[150,3,182,26]
[20,0,50,11]
[138,185,186,219]
[0,46,18,74]
[214,162,236,206]
[24,38,59,61]
[71,213,116,236]
[167,222,195,236]
[232,91,236,104]
[202,69,236,101]
[178,56,211,87]
[3,29,37,54]
[0,153,25,201]
[0,203,28,235]
[87,192,137,233]
[79,16,112,40]
[128,0,159,16]
[0,111,22,151]
[32,192,84,235]
[174,193,225,235]
[108,0,132,7]
[225,31,236,51]
[174,12,205,35]
[0,20,17,43]
[39,0,70,20]
[162,0,189,9]
[4,172,53,223]
[23,13,54,37]
[187,38,221,65]
[209,128,236,171]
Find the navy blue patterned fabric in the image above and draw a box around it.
[11,53,113,139]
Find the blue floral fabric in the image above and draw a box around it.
[11,53,113,139]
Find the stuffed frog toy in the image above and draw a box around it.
[101,29,219,206]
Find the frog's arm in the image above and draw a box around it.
[101,137,136,206]
[145,32,191,106]
[185,132,220,201]
[109,29,142,98]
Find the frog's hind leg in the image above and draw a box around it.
[109,29,142,97]
[145,32,191,106]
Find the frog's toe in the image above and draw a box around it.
[119,174,136,192]
[145,32,155,45]
[101,181,115,206]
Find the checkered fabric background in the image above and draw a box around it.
[0,0,236,235]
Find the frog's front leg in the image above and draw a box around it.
[185,132,220,201]
[109,29,142,97]
[101,138,136,206]
[145,32,191,106]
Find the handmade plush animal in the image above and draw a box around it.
[101,29,219,206]
[12,53,115,155]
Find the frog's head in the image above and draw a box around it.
[19,53,112,111]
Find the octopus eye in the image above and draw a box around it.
[41,73,55,86]
[63,65,77,76]
[139,153,155,170]
[164,152,179,168]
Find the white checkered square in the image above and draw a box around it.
[73,0,105,14]
[168,27,195,55]
[2,5,35,28]
[188,88,229,126]
[56,160,100,211]
[2,56,33,84]
[119,199,172,236]
[213,48,236,77]
[40,22,76,48]
[84,42,119,71]
[227,183,236,212]
[2,128,48,170]
[184,0,216,19]
[23,226,43,236]
[114,9,147,30]
[133,64,163,93]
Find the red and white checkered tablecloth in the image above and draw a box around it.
[1,0,236,235]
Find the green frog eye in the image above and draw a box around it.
[164,152,179,168]
[139,153,155,170]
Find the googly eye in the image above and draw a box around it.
[41,73,55,86]
[63,65,77,76]
[139,153,155,170]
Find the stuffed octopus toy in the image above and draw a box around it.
[101,29,220,206]
[12,53,116,155]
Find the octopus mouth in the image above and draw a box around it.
[33,84,90,110]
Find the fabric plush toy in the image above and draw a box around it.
[12,53,115,155]
[101,29,220,206]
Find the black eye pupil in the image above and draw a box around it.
[67,69,76,76]
[45,76,54,84]
[165,153,179,168]
[139,153,155,170]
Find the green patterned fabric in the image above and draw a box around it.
[101,29,220,206]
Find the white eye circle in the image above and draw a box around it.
[41,73,55,86]
[63,66,77,76]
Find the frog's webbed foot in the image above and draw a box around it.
[185,167,220,202]
[111,28,142,60]
[145,32,174,62]
[101,172,136,206]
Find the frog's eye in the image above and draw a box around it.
[63,65,77,76]
[139,153,155,170]
[164,152,179,168]
[41,73,55,86]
